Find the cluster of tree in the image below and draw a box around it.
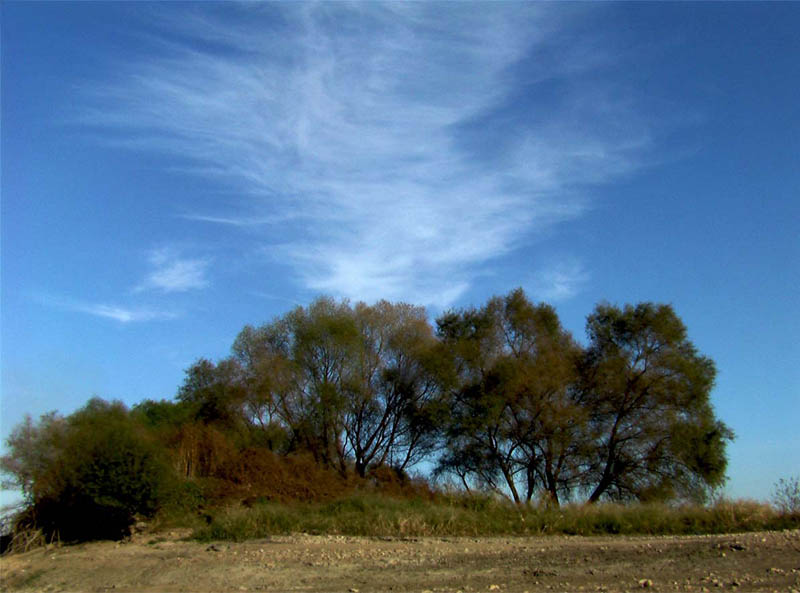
[1,289,733,541]
[144,289,731,505]
[435,291,730,504]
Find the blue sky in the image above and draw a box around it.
[2,2,798,503]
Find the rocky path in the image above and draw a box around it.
[2,529,799,592]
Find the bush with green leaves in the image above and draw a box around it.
[1,398,178,542]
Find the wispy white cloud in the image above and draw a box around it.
[83,4,652,307]
[527,258,590,302]
[180,214,279,227]
[136,247,210,293]
[38,295,177,323]
[74,303,176,323]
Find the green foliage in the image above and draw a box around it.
[231,297,443,477]
[177,358,248,429]
[0,412,67,500]
[193,494,799,541]
[148,480,209,531]
[581,302,733,503]
[2,291,741,547]
[161,479,206,513]
[1,399,177,542]
[132,398,196,430]
[434,292,732,507]
[435,289,585,505]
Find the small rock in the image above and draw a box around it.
[348,589,359,593]
[638,579,653,588]
[206,544,223,552]
[729,543,746,551]
[489,586,501,591]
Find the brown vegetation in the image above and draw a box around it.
[0,290,745,548]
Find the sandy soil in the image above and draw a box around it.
[2,528,798,592]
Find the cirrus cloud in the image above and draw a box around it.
[37,294,178,324]
[82,3,653,307]
[136,247,210,294]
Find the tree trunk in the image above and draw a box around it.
[500,463,521,504]
[355,456,367,478]
[545,476,560,507]
[588,468,613,503]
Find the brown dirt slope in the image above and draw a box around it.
[2,529,799,592]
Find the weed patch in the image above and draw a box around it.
[192,494,800,541]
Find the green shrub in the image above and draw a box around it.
[1,399,177,542]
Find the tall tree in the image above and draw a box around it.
[580,303,732,503]
[435,289,585,505]
[232,320,296,452]
[231,297,443,477]
[176,357,247,430]
[343,301,443,476]
[284,297,357,473]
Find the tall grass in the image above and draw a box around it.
[193,493,800,542]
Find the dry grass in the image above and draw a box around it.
[192,493,800,542]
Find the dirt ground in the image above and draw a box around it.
[2,528,798,593]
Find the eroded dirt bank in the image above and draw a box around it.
[2,529,799,592]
